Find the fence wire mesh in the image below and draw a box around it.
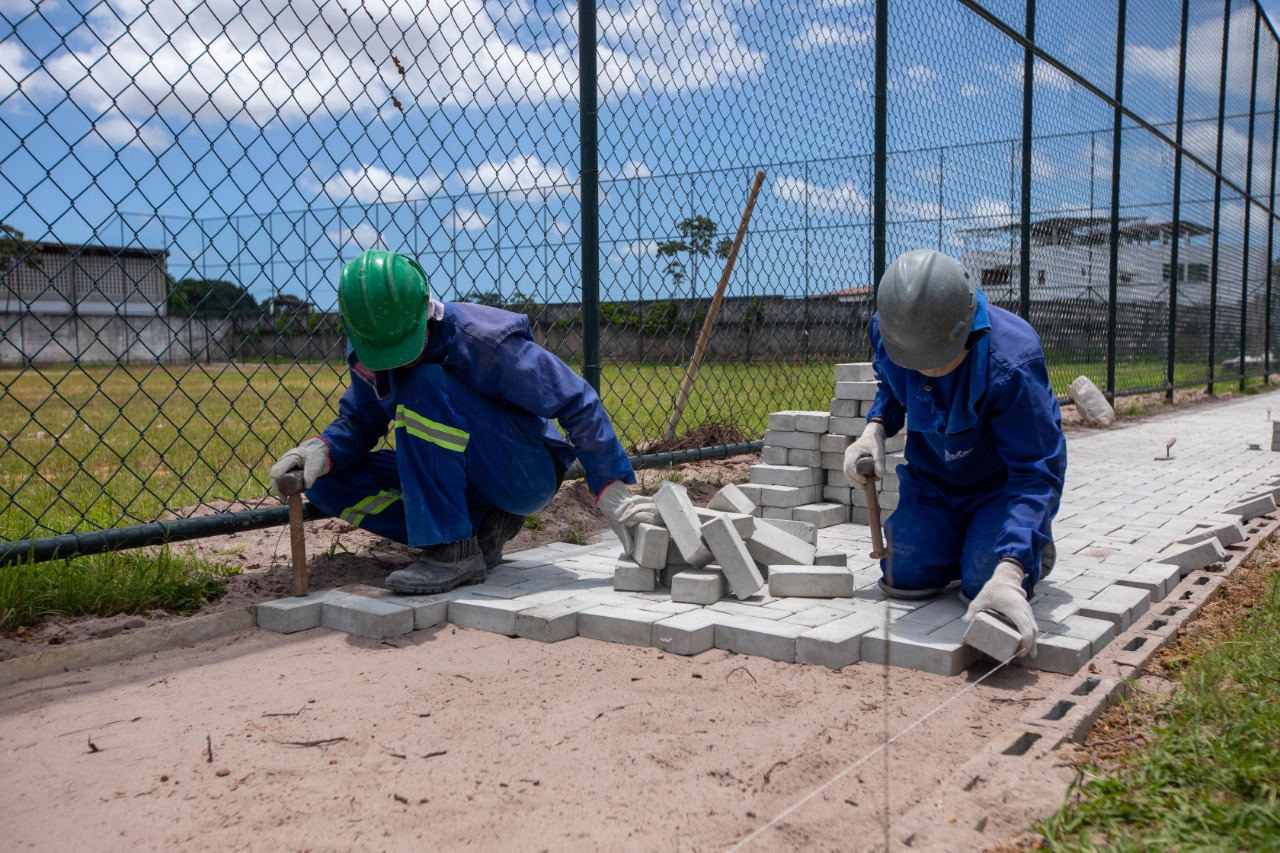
[0,0,1277,542]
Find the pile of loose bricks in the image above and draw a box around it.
[255,365,1280,680]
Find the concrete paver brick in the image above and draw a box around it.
[514,598,596,643]
[1176,520,1247,547]
[707,600,789,620]
[749,463,823,487]
[447,597,531,635]
[761,445,789,464]
[653,481,714,565]
[834,362,876,382]
[820,432,855,453]
[614,556,658,592]
[763,429,822,450]
[820,452,846,471]
[795,411,831,432]
[671,568,729,605]
[835,380,878,400]
[1155,537,1226,570]
[814,549,849,566]
[793,502,847,527]
[1072,596,1133,631]
[1089,584,1151,624]
[1049,614,1117,656]
[753,484,821,507]
[632,523,670,570]
[707,483,758,515]
[829,398,862,418]
[256,590,351,634]
[781,605,852,627]
[320,595,414,640]
[896,596,968,628]
[714,614,808,662]
[861,622,979,676]
[796,612,880,668]
[651,609,719,655]
[761,507,793,520]
[963,611,1020,661]
[768,565,855,598]
[1224,493,1278,521]
[746,521,818,566]
[576,605,667,647]
[695,508,756,537]
[829,417,868,436]
[787,449,822,467]
[701,516,765,599]
[767,411,798,431]
[1020,632,1091,675]
[823,485,854,505]
[759,518,817,544]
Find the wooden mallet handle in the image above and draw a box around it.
[854,458,886,559]
[277,471,309,597]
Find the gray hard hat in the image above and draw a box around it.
[876,249,977,371]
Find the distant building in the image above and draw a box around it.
[959,216,1264,306]
[0,241,168,316]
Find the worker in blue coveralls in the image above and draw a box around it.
[843,249,1066,659]
[268,249,655,594]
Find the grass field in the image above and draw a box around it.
[0,355,1266,542]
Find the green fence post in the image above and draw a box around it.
[1106,0,1127,402]
[1267,46,1280,382]
[872,0,888,333]
[1240,7,1261,392]
[579,0,601,393]
[1167,0,1190,402]
[1019,0,1035,321]
[1208,0,1231,396]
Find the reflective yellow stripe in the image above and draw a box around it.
[339,489,402,527]
[394,404,469,452]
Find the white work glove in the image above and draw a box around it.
[963,561,1038,659]
[596,480,658,555]
[843,421,886,487]
[269,438,330,498]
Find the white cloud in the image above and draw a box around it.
[969,197,1015,226]
[791,23,872,51]
[960,82,986,98]
[903,64,940,84]
[0,41,32,99]
[318,165,444,204]
[772,174,870,215]
[1030,148,1056,180]
[983,59,1073,92]
[617,238,658,258]
[462,155,574,198]
[92,113,170,149]
[449,207,492,233]
[1129,8,1257,98]
[603,159,653,181]
[24,0,762,130]
[0,0,56,13]
[327,223,385,249]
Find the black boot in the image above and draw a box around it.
[477,508,526,570]
[386,537,486,594]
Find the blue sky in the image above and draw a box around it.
[1,0,1276,309]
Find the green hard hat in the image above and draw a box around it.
[338,250,431,371]
[876,249,977,371]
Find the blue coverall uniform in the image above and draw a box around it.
[864,290,1066,598]
[305,301,635,547]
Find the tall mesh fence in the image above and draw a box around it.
[0,0,1277,541]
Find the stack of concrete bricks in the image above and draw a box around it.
[1273,419,1280,451]
[741,363,905,530]
[614,480,853,604]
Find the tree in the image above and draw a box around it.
[656,215,728,299]
[0,223,42,271]
[166,277,258,317]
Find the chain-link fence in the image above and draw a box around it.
[1,0,1277,544]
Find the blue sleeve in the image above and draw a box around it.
[447,327,634,495]
[319,368,391,475]
[988,356,1067,574]
[863,315,907,436]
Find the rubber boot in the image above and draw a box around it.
[477,508,526,570]
[386,537,487,594]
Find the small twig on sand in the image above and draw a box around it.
[206,734,213,764]
[281,737,349,748]
[86,737,100,754]
[453,674,473,683]
[592,705,630,721]
[762,759,788,787]
[423,750,448,759]
[262,706,308,717]
[727,665,757,684]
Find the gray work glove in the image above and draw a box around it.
[597,480,658,555]
[843,421,886,487]
[269,438,330,498]
[963,560,1038,659]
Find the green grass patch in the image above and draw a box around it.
[0,547,239,633]
[1037,567,1280,851]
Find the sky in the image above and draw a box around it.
[1,0,1277,309]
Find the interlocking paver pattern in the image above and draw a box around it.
[259,392,1280,676]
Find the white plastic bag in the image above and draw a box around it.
[1068,375,1115,427]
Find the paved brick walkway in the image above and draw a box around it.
[261,394,1280,676]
